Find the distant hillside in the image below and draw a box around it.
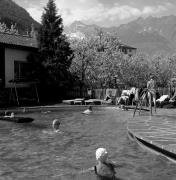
[64,20,101,38]
[0,0,40,34]
[115,15,176,55]
[65,16,176,55]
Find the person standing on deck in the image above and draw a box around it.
[147,74,156,114]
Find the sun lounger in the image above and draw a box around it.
[85,99,102,105]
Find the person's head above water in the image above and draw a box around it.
[88,105,92,111]
[52,119,60,131]
[83,105,92,114]
[96,148,108,163]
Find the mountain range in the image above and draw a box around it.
[0,0,176,55]
[65,16,176,55]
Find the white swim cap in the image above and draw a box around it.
[96,148,108,161]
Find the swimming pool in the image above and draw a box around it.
[0,107,175,180]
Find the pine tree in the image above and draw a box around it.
[38,0,73,86]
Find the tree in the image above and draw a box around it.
[126,53,150,87]
[150,54,171,87]
[0,22,19,34]
[70,38,96,96]
[38,0,73,87]
[92,35,122,88]
[70,32,122,92]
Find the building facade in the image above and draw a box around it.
[119,43,137,56]
[0,32,38,88]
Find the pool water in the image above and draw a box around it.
[0,107,175,180]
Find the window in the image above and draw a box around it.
[14,61,32,80]
[122,48,127,54]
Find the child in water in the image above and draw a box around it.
[82,148,121,180]
[52,119,60,133]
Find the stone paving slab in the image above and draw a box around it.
[127,108,176,161]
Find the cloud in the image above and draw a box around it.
[60,3,106,24]
[107,5,141,20]
[27,7,43,23]
[142,5,167,15]
[60,2,169,25]
[108,4,168,20]
[25,0,175,26]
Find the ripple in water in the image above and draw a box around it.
[0,107,175,180]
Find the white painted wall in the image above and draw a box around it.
[5,48,31,88]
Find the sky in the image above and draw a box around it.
[13,0,176,27]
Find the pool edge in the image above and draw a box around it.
[127,124,176,163]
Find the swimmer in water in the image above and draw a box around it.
[81,148,122,179]
[52,119,60,132]
[83,105,93,114]
[94,148,118,179]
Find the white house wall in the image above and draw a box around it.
[5,48,30,88]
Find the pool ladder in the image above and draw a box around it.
[133,88,156,117]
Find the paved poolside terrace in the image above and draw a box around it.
[127,108,176,162]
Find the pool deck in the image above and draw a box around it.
[127,108,176,162]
